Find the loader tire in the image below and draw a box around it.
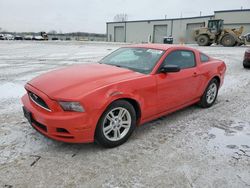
[221,34,236,47]
[197,35,210,46]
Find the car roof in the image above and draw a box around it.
[126,43,196,52]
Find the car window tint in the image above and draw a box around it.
[100,48,164,74]
[200,53,209,63]
[110,50,139,62]
[163,50,196,69]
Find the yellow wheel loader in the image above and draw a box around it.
[194,19,245,47]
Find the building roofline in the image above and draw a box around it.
[215,9,250,13]
[107,9,250,24]
[107,15,214,24]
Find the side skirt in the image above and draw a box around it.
[139,98,200,125]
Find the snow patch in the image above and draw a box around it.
[0,82,25,100]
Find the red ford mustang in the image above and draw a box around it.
[22,44,226,147]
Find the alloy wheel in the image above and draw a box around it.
[102,107,132,142]
[206,83,217,104]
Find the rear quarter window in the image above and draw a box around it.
[200,53,209,63]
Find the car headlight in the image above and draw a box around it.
[59,102,85,112]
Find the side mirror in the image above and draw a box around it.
[160,64,181,73]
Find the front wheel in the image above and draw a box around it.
[221,34,236,47]
[198,79,219,108]
[95,100,136,148]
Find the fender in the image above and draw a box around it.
[100,91,143,119]
[201,74,221,96]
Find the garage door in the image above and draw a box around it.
[114,26,125,42]
[224,24,250,35]
[153,25,168,43]
[186,22,205,44]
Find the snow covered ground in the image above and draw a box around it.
[0,41,249,187]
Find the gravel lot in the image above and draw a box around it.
[0,41,249,188]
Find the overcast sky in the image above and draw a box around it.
[0,0,249,33]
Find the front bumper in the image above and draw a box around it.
[21,87,97,143]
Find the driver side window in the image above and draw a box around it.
[162,50,196,69]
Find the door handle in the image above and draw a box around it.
[192,72,198,77]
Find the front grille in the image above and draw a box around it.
[28,91,51,111]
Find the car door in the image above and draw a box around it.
[155,49,201,114]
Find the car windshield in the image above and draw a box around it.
[99,47,165,74]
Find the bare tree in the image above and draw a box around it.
[0,27,7,33]
[113,14,128,22]
[48,30,57,34]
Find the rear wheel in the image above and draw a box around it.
[95,100,136,148]
[221,34,236,47]
[198,79,219,108]
[197,35,210,46]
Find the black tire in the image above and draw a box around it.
[198,79,219,108]
[95,100,136,148]
[221,34,236,47]
[197,35,210,46]
[243,64,250,69]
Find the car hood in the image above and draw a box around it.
[28,63,143,100]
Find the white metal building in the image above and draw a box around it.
[106,9,250,44]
